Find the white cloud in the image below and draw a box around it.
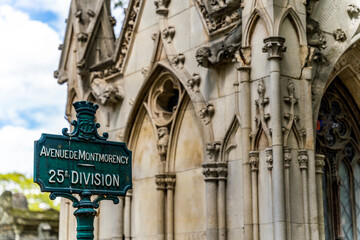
[0,1,127,175]
[0,126,43,175]
[0,4,69,174]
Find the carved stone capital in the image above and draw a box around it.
[217,162,227,180]
[249,151,259,172]
[187,73,201,92]
[315,154,326,174]
[200,103,215,125]
[284,148,292,169]
[202,163,218,181]
[206,141,221,162]
[154,0,171,16]
[165,173,176,189]
[298,149,308,170]
[155,174,167,190]
[262,36,286,60]
[265,148,273,170]
[162,26,175,43]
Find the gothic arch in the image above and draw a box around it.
[243,9,272,46]
[276,8,306,45]
[123,62,213,146]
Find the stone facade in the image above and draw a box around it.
[55,0,360,239]
[0,191,59,240]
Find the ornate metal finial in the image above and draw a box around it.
[62,101,109,141]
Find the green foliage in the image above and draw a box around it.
[114,0,123,8]
[0,172,60,211]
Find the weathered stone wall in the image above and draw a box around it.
[56,0,360,239]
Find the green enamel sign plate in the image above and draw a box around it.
[34,134,132,196]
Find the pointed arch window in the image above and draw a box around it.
[317,80,360,240]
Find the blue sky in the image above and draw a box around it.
[0,0,126,175]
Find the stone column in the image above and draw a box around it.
[202,162,219,240]
[112,197,124,240]
[263,36,287,240]
[303,67,320,240]
[217,162,227,240]
[283,148,292,239]
[156,174,167,240]
[249,151,259,240]
[315,154,325,240]
[165,174,176,240]
[238,66,253,240]
[124,190,132,240]
[298,150,310,240]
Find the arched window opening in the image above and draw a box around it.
[317,79,360,240]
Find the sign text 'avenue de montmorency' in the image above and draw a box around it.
[34,101,132,196]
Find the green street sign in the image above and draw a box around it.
[34,101,132,196]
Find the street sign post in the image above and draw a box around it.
[34,101,132,240]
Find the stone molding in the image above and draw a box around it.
[116,0,141,74]
[315,154,326,174]
[200,103,215,125]
[262,36,286,60]
[298,150,308,170]
[249,151,259,172]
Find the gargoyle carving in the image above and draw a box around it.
[195,8,242,68]
[91,77,124,105]
[306,18,326,49]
